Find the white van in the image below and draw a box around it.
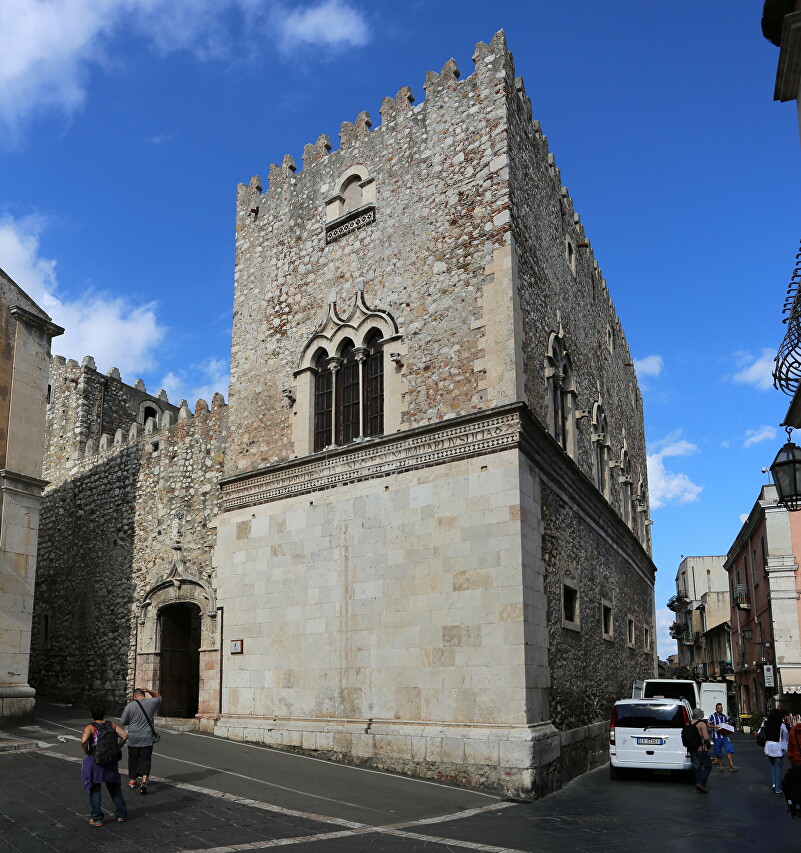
[609,698,693,779]
[632,679,727,719]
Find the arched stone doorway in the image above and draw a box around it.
[159,603,201,718]
[135,560,220,727]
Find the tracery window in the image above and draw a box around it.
[313,351,334,452]
[619,449,633,528]
[364,330,384,438]
[298,292,398,457]
[546,334,575,457]
[312,332,385,452]
[591,403,609,498]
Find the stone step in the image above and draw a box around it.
[155,717,198,732]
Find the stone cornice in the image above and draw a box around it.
[9,305,64,338]
[221,404,523,510]
[0,468,49,490]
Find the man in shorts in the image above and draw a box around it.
[120,686,161,794]
[708,702,737,772]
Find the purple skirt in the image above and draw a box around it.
[81,754,121,791]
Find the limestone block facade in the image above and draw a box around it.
[0,268,62,718]
[30,30,656,798]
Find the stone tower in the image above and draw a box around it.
[212,31,656,796]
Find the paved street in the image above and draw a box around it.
[0,703,798,851]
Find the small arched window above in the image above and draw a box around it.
[325,166,377,244]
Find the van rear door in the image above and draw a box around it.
[613,702,689,769]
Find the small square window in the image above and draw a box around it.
[627,616,636,647]
[602,600,614,640]
[562,581,580,631]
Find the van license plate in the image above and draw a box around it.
[637,737,665,745]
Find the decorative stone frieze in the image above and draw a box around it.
[222,409,521,510]
[324,205,376,243]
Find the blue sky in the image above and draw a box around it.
[1,2,797,657]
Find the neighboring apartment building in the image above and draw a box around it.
[726,484,801,714]
[668,556,729,671]
[0,268,62,718]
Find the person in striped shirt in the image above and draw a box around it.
[708,703,737,772]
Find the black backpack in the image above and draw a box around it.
[681,721,702,751]
[784,766,801,818]
[92,721,122,767]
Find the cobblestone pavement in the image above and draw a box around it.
[0,729,798,852]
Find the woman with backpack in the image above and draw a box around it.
[760,707,789,795]
[80,703,129,826]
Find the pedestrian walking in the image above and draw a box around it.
[80,704,128,826]
[787,715,801,766]
[686,708,713,793]
[120,686,161,795]
[759,708,789,795]
[708,703,737,772]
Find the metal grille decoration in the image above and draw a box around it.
[774,239,801,395]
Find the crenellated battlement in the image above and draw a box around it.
[235,30,515,210]
[46,353,227,483]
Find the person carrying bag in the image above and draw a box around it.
[120,686,162,795]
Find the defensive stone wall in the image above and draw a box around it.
[29,358,227,710]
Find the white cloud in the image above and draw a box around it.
[743,425,777,448]
[0,214,166,376]
[647,432,703,509]
[739,513,749,524]
[276,0,370,51]
[0,0,370,139]
[160,357,229,407]
[731,348,775,391]
[656,607,676,659]
[634,355,663,378]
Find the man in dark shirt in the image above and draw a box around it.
[120,687,161,794]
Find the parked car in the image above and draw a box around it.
[609,697,693,780]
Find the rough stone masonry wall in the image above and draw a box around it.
[504,62,649,529]
[30,371,227,711]
[500,53,655,767]
[227,33,517,477]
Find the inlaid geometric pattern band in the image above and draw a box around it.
[222,412,521,510]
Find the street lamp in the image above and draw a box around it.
[742,627,753,641]
[770,427,801,511]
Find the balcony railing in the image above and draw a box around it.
[684,631,700,645]
[735,585,751,611]
[667,592,689,612]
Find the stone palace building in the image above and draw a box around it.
[29,31,656,797]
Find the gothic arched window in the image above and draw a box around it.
[620,449,633,528]
[546,334,575,457]
[364,330,384,438]
[592,403,609,498]
[314,351,334,452]
[337,340,360,445]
